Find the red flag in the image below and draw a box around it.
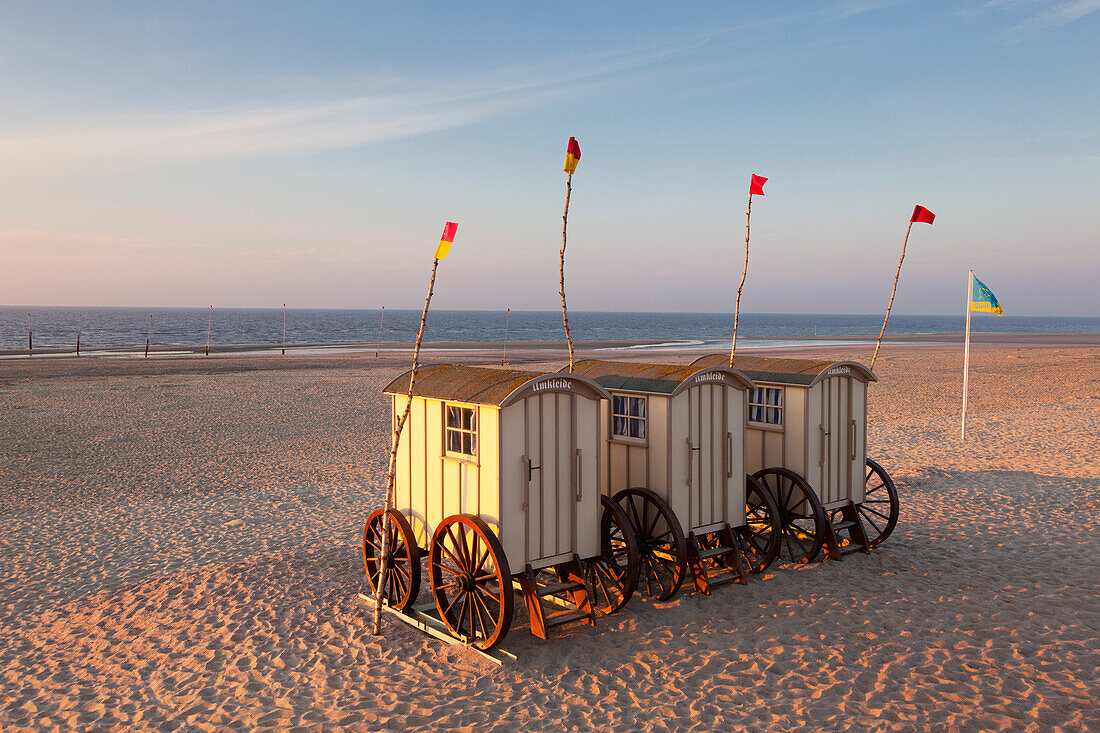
[910,205,935,224]
[564,137,581,173]
[750,174,767,196]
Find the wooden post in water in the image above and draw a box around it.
[145,314,152,358]
[77,313,82,356]
[375,306,385,358]
[27,313,32,354]
[206,305,212,356]
[282,303,287,355]
[374,223,456,636]
[501,308,510,366]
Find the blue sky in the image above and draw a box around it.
[1,1,1097,315]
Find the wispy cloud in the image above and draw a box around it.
[0,38,714,173]
[0,5,898,174]
[990,0,1100,42]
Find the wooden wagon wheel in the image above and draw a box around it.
[752,468,827,564]
[848,458,900,548]
[737,474,782,573]
[583,495,641,614]
[362,508,421,612]
[612,487,687,601]
[429,514,514,650]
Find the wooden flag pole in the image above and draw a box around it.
[961,269,973,441]
[77,313,82,356]
[374,258,442,635]
[282,303,287,355]
[145,314,152,358]
[730,190,753,367]
[871,220,914,371]
[560,172,575,372]
[206,305,212,356]
[375,306,385,358]
[501,308,510,366]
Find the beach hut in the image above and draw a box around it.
[363,365,640,650]
[565,360,782,599]
[690,354,899,563]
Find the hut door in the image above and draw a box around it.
[819,377,853,507]
[686,384,727,532]
[523,393,578,567]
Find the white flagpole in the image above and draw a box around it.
[961,269,973,441]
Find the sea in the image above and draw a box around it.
[0,307,1097,354]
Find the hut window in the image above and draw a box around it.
[749,387,784,426]
[445,405,478,456]
[612,395,646,439]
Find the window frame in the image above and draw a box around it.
[610,392,648,443]
[444,403,479,459]
[748,386,785,428]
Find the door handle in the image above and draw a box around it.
[575,449,583,501]
[726,432,733,478]
[819,426,826,467]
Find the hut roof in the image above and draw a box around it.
[567,359,754,395]
[689,354,876,386]
[383,365,610,407]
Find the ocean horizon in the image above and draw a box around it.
[1,306,1097,353]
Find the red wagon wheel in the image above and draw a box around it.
[752,467,827,564]
[584,495,641,614]
[429,514,514,650]
[363,508,421,612]
[612,487,687,601]
[737,474,782,573]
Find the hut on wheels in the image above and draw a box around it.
[690,354,898,563]
[364,365,640,650]
[565,360,782,599]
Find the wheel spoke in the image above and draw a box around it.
[444,589,465,618]
[858,507,883,534]
[861,504,892,521]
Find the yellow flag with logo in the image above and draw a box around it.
[970,274,1002,316]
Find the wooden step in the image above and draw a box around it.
[535,579,585,597]
[832,519,858,531]
[544,609,590,629]
[696,545,734,561]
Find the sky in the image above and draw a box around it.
[0,1,1097,316]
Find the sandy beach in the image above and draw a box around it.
[1,339,1097,731]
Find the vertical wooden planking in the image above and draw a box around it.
[527,396,542,564]
[649,396,668,496]
[576,397,600,559]
[745,427,764,475]
[785,388,805,477]
[610,443,627,494]
[499,402,525,572]
[479,405,499,533]
[851,379,867,503]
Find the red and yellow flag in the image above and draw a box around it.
[564,137,581,174]
[910,205,935,224]
[749,174,767,196]
[434,221,458,260]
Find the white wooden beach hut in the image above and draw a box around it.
[565,360,782,599]
[363,365,640,649]
[690,354,899,563]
